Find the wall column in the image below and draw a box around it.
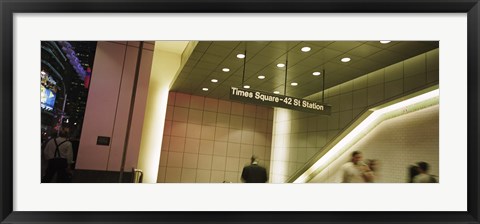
[136,41,194,183]
[76,41,154,172]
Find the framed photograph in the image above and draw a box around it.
[1,0,479,223]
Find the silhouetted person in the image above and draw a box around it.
[241,156,268,183]
[42,128,74,183]
[413,161,437,183]
[407,164,420,183]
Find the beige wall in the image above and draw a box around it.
[136,41,193,183]
[76,41,154,171]
[310,104,439,183]
[157,92,274,183]
[270,49,439,183]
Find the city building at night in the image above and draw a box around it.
[41,41,97,176]
[40,41,76,140]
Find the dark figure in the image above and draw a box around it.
[407,165,420,183]
[42,128,74,183]
[413,161,437,183]
[241,156,268,183]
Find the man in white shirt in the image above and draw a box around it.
[341,151,373,183]
[42,128,74,183]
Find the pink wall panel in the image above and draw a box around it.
[76,42,127,170]
[107,46,139,171]
[76,42,153,172]
[158,92,275,183]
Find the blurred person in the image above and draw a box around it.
[365,159,379,183]
[407,164,420,183]
[241,155,268,183]
[42,127,74,183]
[413,161,437,183]
[341,151,373,183]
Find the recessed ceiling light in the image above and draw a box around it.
[211,79,218,83]
[202,88,209,91]
[40,71,46,75]
[301,47,311,52]
[291,82,298,86]
[341,57,351,63]
[222,68,230,72]
[312,71,321,76]
[243,85,250,89]
[237,53,245,59]
[258,75,265,79]
[273,91,280,94]
[380,41,391,44]
[277,63,285,68]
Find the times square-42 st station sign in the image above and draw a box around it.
[229,87,331,115]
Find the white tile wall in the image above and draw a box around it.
[158,92,274,183]
[270,49,439,183]
[310,105,439,183]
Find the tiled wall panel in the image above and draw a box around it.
[157,92,274,183]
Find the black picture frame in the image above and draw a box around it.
[1,0,479,223]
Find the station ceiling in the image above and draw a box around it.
[171,41,438,100]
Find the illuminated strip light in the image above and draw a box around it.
[293,89,439,183]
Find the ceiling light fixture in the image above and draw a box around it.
[258,75,265,79]
[380,41,391,44]
[237,53,245,59]
[211,79,218,83]
[341,57,351,63]
[222,68,230,72]
[202,88,209,91]
[243,85,250,89]
[277,63,286,68]
[312,71,321,76]
[273,91,280,94]
[291,82,298,86]
[301,47,311,52]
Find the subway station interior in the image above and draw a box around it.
[41,41,439,183]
